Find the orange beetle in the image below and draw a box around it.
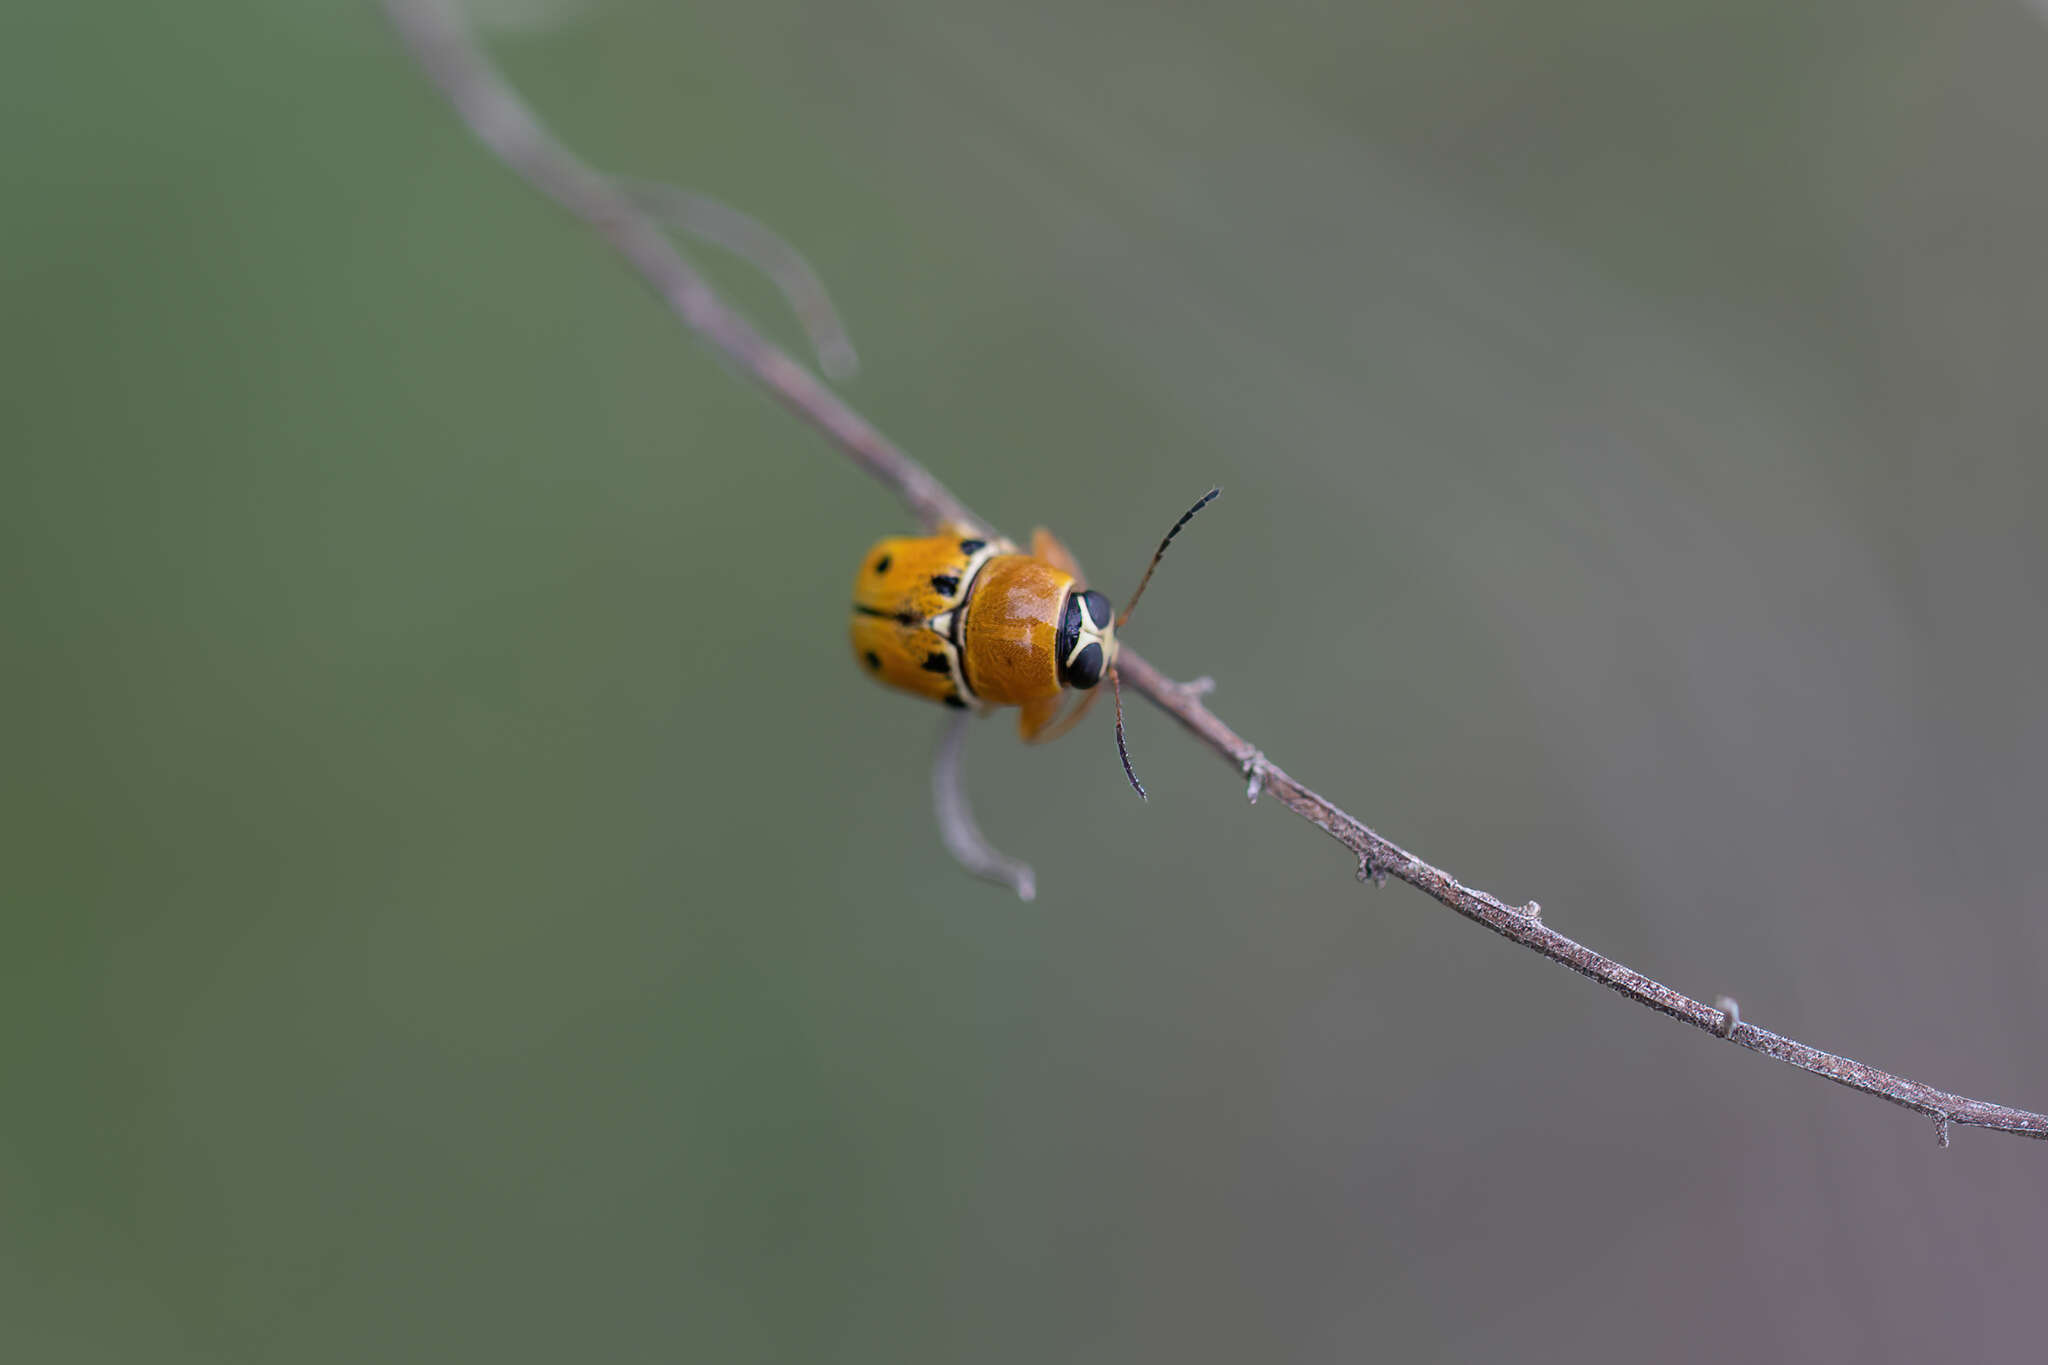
[851,490,1218,795]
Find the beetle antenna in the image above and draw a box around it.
[1118,487,1220,627]
[1104,487,1216,798]
[1111,667,1145,799]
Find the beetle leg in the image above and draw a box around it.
[1029,527,1086,587]
[1016,693,1064,742]
[1020,685,1103,744]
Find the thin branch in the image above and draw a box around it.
[381,0,975,536]
[933,712,1037,902]
[619,178,860,381]
[1109,653,2048,1142]
[382,0,2048,1145]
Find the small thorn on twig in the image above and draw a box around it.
[1934,1113,1952,1149]
[1523,900,1542,919]
[1242,751,1267,804]
[1175,675,1217,700]
[1714,996,1741,1038]
[1357,853,1386,887]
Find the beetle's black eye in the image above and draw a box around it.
[1067,640,1106,690]
[1077,590,1113,631]
[1056,595,1084,679]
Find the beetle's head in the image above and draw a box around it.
[1056,588,1118,690]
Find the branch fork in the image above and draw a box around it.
[383,0,2048,1147]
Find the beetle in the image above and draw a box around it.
[850,489,1218,796]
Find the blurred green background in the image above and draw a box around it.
[7,1,2047,1360]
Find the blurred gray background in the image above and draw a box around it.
[6,1,2046,1360]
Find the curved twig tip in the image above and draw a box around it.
[932,712,1036,900]
[618,177,860,380]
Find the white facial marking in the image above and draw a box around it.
[1064,592,1118,672]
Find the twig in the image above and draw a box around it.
[618,178,860,381]
[382,0,2048,1145]
[933,712,1036,902]
[1110,652,2046,1143]
[380,0,976,537]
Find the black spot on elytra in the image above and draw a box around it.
[942,693,969,709]
[873,554,891,574]
[930,573,961,596]
[921,651,951,674]
[958,538,986,555]
[863,651,882,672]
